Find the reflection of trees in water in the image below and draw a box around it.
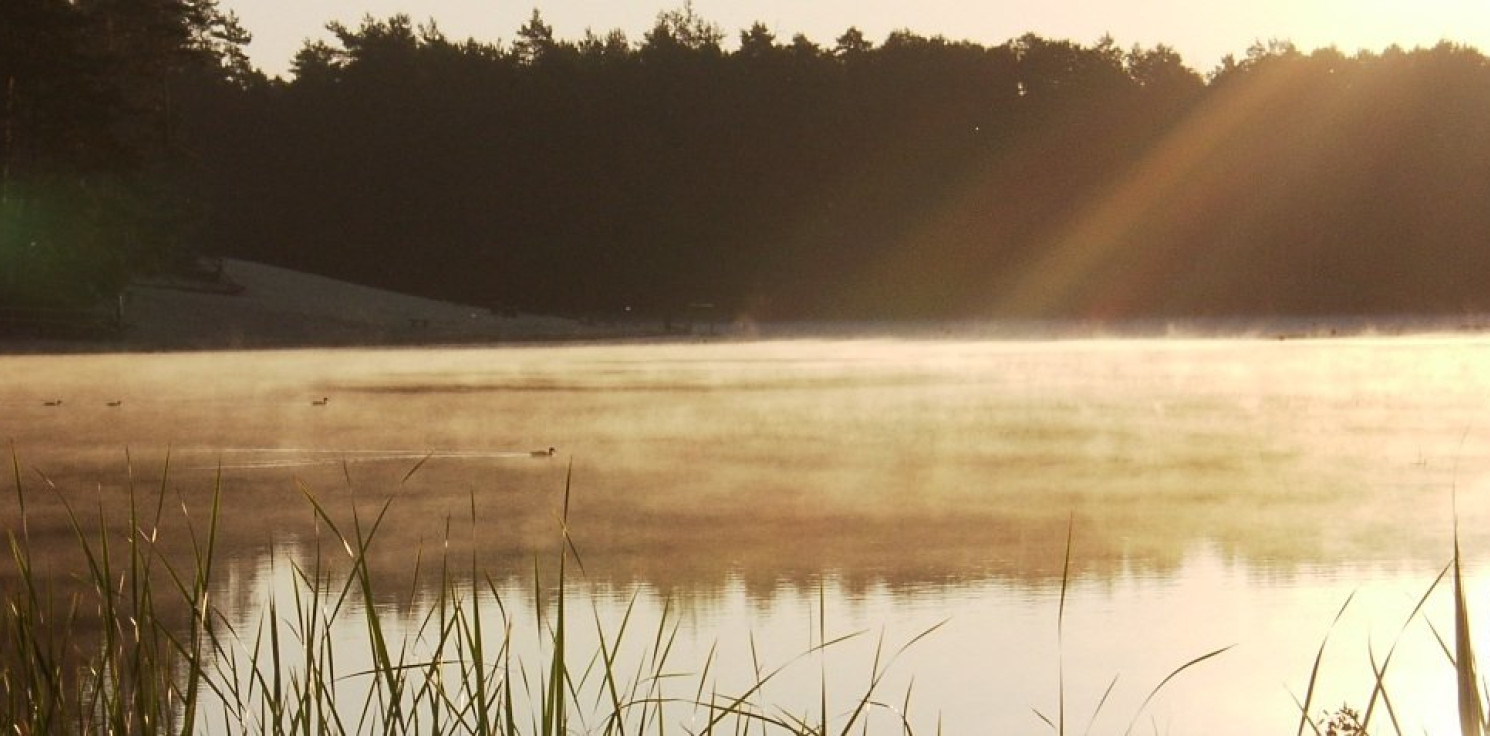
[9,337,1489,614]
[0,444,1439,627]
[7,335,1488,665]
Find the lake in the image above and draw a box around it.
[3,334,1488,732]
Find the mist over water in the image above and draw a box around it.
[3,335,1488,732]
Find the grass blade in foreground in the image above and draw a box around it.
[1358,562,1448,733]
[1294,590,1356,736]
[1058,514,1073,736]
[1120,644,1233,736]
[1455,530,1485,736]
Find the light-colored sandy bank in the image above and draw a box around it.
[5,259,613,352]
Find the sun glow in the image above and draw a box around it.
[987,58,1317,319]
[220,0,1490,79]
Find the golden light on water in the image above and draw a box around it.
[6,336,1490,730]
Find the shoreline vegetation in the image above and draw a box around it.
[2,455,1484,734]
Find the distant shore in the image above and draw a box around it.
[4,258,1488,355]
[0,259,669,354]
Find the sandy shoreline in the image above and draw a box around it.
[0,259,633,354]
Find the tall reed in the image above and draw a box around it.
[1453,529,1487,736]
[15,449,1479,735]
[1294,527,1490,736]
[1,454,945,734]
[1,448,221,735]
[1033,514,1230,736]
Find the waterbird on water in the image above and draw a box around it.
[311,397,329,406]
[106,400,122,407]
[43,400,61,407]
[530,447,556,457]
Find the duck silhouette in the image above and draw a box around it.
[530,447,556,457]
[43,399,62,407]
[106,400,122,407]
[311,397,329,406]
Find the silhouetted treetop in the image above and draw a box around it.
[514,9,573,66]
[11,3,1490,323]
[644,1,725,55]
[834,27,873,57]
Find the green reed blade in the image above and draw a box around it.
[834,630,888,736]
[401,454,434,485]
[1366,645,1405,736]
[1455,530,1485,736]
[820,577,828,736]
[837,619,947,736]
[902,677,918,736]
[1295,590,1356,736]
[1360,561,1448,732]
[1122,644,1232,736]
[695,640,719,712]
[1058,512,1074,736]
[1083,674,1119,736]
[502,618,518,736]
[700,629,865,734]
[9,444,26,545]
[592,598,630,736]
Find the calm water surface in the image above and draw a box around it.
[4,335,1490,732]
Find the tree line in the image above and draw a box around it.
[7,2,1490,322]
[0,0,252,309]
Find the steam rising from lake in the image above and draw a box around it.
[3,335,1488,731]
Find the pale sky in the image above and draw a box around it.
[218,0,1490,79]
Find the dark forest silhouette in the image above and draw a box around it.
[5,1,1490,323]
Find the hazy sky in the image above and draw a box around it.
[219,0,1490,79]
